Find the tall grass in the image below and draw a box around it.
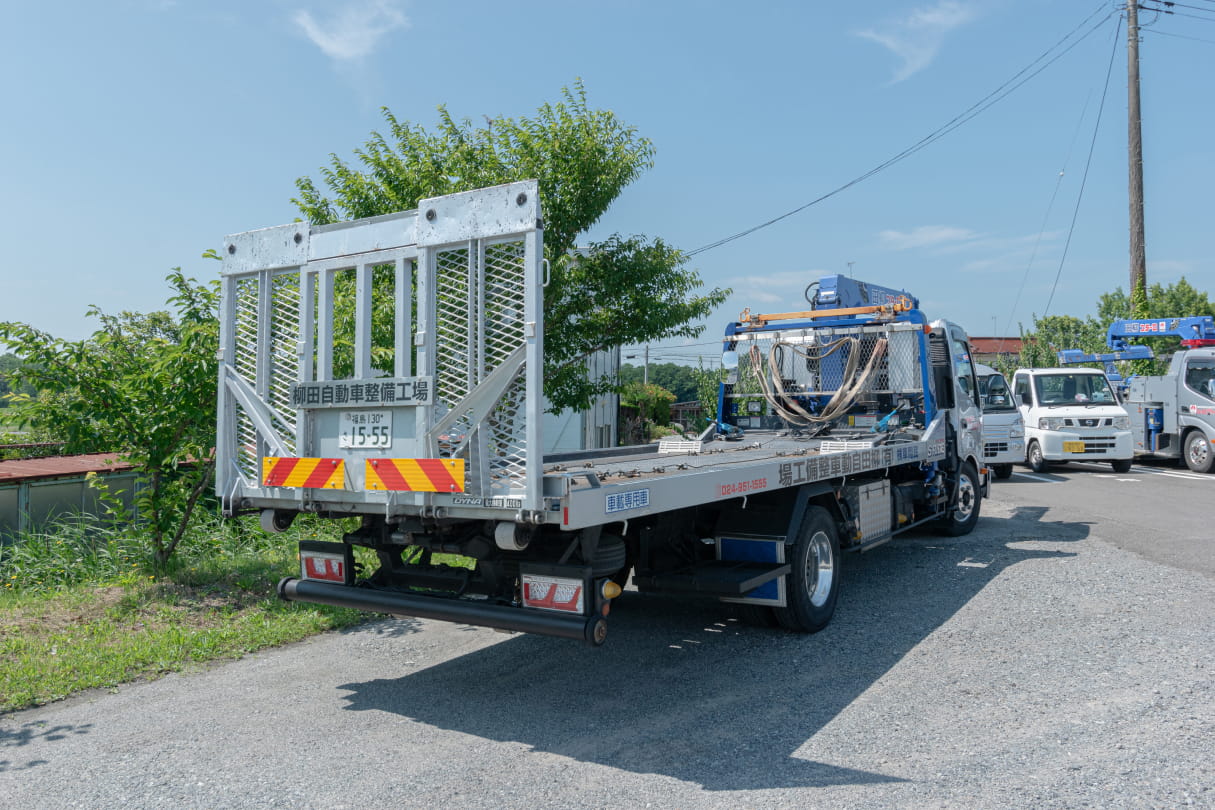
[0,509,370,712]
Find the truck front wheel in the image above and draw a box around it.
[1184,431,1215,474]
[773,506,840,634]
[1026,441,1048,473]
[938,461,981,537]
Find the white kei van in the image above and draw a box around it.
[975,363,1024,480]
[1011,367,1134,473]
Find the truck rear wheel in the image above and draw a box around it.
[773,506,840,634]
[993,464,1013,480]
[1184,431,1215,474]
[938,461,981,537]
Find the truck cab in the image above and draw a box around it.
[1123,347,1215,473]
[975,363,1024,480]
[1011,367,1133,473]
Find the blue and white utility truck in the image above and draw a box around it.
[215,182,989,646]
[1058,317,1215,473]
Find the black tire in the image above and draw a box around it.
[1026,441,1048,473]
[773,506,841,633]
[993,464,1013,480]
[1110,458,1134,473]
[1184,431,1215,473]
[938,461,981,537]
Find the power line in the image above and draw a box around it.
[684,2,1116,258]
[1141,27,1215,43]
[1140,5,1215,21]
[1142,0,1215,14]
[1001,92,1093,337]
[1043,13,1123,317]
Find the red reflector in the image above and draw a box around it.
[521,575,584,613]
[302,554,346,583]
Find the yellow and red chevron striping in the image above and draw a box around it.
[365,458,465,492]
[262,457,345,489]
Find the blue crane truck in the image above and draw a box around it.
[215,182,989,645]
[1058,317,1215,473]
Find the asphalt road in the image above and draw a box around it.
[3,462,1213,809]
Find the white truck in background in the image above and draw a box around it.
[1011,367,1133,473]
[215,181,990,646]
[1058,317,1215,473]
[975,363,1024,480]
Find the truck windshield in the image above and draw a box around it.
[1033,373,1116,406]
[1185,359,1215,402]
[978,373,1015,412]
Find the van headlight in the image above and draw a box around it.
[1112,415,1130,430]
[1038,417,1066,430]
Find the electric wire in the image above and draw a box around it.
[1141,27,1215,43]
[1043,14,1123,317]
[1141,7,1215,20]
[1000,92,1093,339]
[1142,0,1215,14]
[684,2,1116,258]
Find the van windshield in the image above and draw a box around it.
[1033,373,1116,406]
[978,373,1016,412]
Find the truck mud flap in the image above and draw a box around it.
[277,577,608,646]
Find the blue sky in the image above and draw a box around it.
[2,0,1212,368]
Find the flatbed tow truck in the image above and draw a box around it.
[216,181,989,645]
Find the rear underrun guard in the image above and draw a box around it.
[277,577,608,646]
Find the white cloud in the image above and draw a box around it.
[293,0,408,62]
[878,225,978,250]
[858,1,978,82]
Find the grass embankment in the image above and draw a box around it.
[0,515,369,713]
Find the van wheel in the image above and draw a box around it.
[993,464,1013,480]
[1184,431,1215,474]
[1110,458,1133,473]
[937,461,981,537]
[1026,441,1048,473]
[772,506,840,634]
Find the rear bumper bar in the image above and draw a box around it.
[277,577,607,645]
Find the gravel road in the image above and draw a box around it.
[2,493,1213,809]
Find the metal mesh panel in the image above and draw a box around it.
[483,241,528,490]
[233,277,261,481]
[269,272,299,454]
[735,326,923,426]
[435,246,472,412]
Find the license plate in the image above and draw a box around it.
[1063,441,1086,453]
[339,410,392,449]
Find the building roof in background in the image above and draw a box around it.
[970,337,1023,354]
[0,453,133,484]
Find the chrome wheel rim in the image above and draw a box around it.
[806,530,834,607]
[1189,436,1210,468]
[953,472,976,523]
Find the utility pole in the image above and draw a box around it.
[1127,0,1147,299]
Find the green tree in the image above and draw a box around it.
[692,362,726,424]
[0,271,220,568]
[294,81,729,412]
[1020,278,1214,375]
[618,362,699,402]
[1017,314,1105,369]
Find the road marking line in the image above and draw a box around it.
[1011,471,1057,482]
